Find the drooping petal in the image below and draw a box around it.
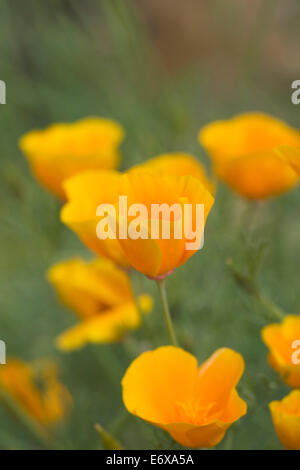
[56,301,142,351]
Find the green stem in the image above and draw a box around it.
[227,258,285,322]
[254,292,285,321]
[156,279,178,346]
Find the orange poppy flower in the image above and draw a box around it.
[19,117,124,199]
[47,257,152,351]
[130,152,215,194]
[0,358,71,426]
[61,170,214,278]
[122,346,247,448]
[270,390,300,450]
[199,112,300,199]
[261,315,300,388]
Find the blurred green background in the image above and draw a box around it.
[0,0,300,449]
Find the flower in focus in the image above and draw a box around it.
[261,315,300,388]
[270,390,300,450]
[131,152,215,194]
[47,257,153,351]
[199,112,300,199]
[0,358,71,427]
[19,117,124,199]
[61,170,214,278]
[122,346,247,448]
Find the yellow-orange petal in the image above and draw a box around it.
[0,358,71,426]
[197,348,245,410]
[47,257,133,318]
[270,390,300,450]
[163,420,229,448]
[61,170,128,267]
[116,172,214,277]
[215,151,298,200]
[261,315,300,387]
[131,152,215,194]
[199,112,300,164]
[122,346,199,424]
[56,301,142,351]
[199,112,300,200]
[276,146,300,176]
[20,117,124,199]
[122,346,246,448]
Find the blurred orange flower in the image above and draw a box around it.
[61,170,214,278]
[261,315,300,388]
[47,257,152,351]
[277,146,300,176]
[199,112,300,199]
[0,358,71,427]
[19,117,124,199]
[122,346,247,448]
[131,152,215,194]
[270,390,300,450]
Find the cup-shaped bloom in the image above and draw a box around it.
[261,315,300,388]
[131,152,215,194]
[0,358,71,427]
[199,112,300,199]
[61,169,214,278]
[19,117,124,199]
[270,390,300,450]
[47,257,153,351]
[122,346,247,448]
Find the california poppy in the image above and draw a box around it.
[0,358,71,426]
[20,117,124,199]
[270,390,300,450]
[47,257,152,350]
[199,112,300,199]
[261,315,300,388]
[61,170,214,278]
[122,346,246,448]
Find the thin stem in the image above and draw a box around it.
[156,279,178,346]
[255,292,285,321]
[227,258,286,322]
